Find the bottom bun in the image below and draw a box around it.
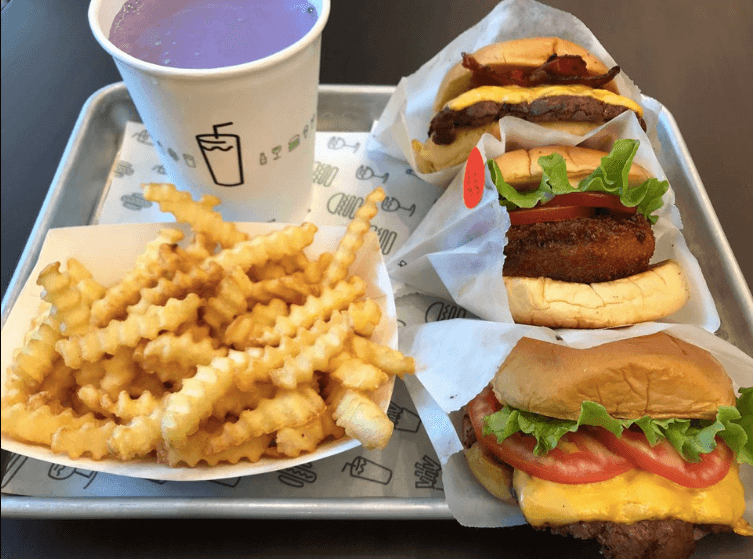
[504,259,690,328]
[464,443,516,505]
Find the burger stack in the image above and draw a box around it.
[402,34,752,559]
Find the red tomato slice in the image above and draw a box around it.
[591,427,733,488]
[467,386,634,484]
[508,192,636,226]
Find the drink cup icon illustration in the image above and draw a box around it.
[342,456,392,485]
[196,122,244,187]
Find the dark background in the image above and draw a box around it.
[2,0,752,558]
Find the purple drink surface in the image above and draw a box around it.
[109,0,318,69]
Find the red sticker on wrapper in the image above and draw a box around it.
[463,147,484,209]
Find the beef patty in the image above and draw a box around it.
[429,96,645,145]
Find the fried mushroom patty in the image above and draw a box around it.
[503,214,655,283]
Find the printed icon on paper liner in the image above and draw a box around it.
[414,455,443,491]
[381,196,416,217]
[425,301,470,323]
[356,165,389,184]
[48,464,98,489]
[313,161,339,186]
[196,122,244,187]
[278,463,317,488]
[121,192,154,211]
[327,135,360,153]
[387,402,422,433]
[152,164,167,175]
[342,456,392,485]
[132,128,153,146]
[114,160,134,178]
[1,454,27,488]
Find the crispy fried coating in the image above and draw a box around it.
[503,214,655,284]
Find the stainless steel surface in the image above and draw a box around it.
[2,83,752,519]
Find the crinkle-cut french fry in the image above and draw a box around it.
[57,293,202,368]
[223,298,289,350]
[73,360,106,388]
[66,258,107,307]
[203,266,254,330]
[327,352,389,392]
[269,311,353,389]
[249,272,322,306]
[233,315,341,391]
[108,406,163,460]
[210,383,277,421]
[38,360,76,405]
[249,276,366,347]
[204,222,317,273]
[208,386,326,454]
[91,228,184,326]
[142,330,228,369]
[348,335,416,378]
[275,411,344,457]
[99,347,139,398]
[1,375,31,407]
[141,360,196,387]
[1,401,97,446]
[51,420,117,460]
[78,385,163,422]
[331,387,394,450]
[322,187,385,288]
[127,262,224,316]
[9,314,61,388]
[162,422,273,467]
[347,299,382,337]
[161,350,252,448]
[37,262,91,336]
[143,183,249,249]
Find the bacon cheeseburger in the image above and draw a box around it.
[463,333,752,559]
[412,37,644,173]
[491,139,689,328]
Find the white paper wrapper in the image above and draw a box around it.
[386,115,719,330]
[1,222,397,482]
[401,320,753,527]
[369,0,659,186]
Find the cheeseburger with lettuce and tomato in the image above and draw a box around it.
[463,333,752,559]
[490,139,689,328]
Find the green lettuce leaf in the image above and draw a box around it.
[482,387,753,463]
[487,139,669,224]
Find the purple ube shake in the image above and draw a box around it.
[109,0,318,69]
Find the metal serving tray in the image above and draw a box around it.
[2,83,752,519]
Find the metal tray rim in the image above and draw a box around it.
[2,83,752,519]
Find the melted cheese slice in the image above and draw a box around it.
[513,463,752,536]
[446,84,643,118]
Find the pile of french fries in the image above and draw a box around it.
[1,184,414,467]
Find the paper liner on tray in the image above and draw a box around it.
[384,112,720,331]
[369,0,661,187]
[398,320,753,528]
[0,223,398,482]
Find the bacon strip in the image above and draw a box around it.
[462,53,620,89]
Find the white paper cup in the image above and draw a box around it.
[89,0,331,222]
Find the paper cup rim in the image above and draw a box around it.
[88,0,331,79]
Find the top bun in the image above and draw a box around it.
[434,37,619,111]
[492,146,653,191]
[491,333,736,421]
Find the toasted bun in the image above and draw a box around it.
[493,145,653,190]
[504,259,690,329]
[491,332,736,421]
[434,37,618,111]
[412,122,501,174]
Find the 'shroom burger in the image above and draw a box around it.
[463,333,752,559]
[412,37,645,173]
[491,139,689,328]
